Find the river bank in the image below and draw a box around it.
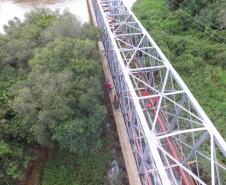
[0,0,137,33]
[0,0,89,33]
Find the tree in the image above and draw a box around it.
[12,36,105,154]
[0,9,105,184]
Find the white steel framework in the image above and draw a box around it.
[92,0,226,184]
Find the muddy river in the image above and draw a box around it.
[0,0,137,33]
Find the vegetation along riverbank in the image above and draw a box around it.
[0,9,127,185]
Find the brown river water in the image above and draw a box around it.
[0,0,137,33]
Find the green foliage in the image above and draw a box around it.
[166,0,226,30]
[42,153,111,185]
[0,140,11,156]
[213,51,226,69]
[12,36,105,152]
[167,0,184,10]
[0,9,57,72]
[42,129,124,185]
[0,8,105,184]
[0,140,33,185]
[42,160,77,185]
[167,0,212,15]
[40,11,82,43]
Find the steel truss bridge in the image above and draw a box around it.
[91,0,226,184]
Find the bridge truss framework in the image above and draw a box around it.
[92,0,226,184]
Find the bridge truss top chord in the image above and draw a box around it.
[91,0,226,184]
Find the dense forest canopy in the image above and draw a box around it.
[0,9,106,184]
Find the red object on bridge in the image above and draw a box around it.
[143,89,159,110]
[142,89,149,96]
[104,81,113,90]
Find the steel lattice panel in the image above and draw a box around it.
[92,0,226,184]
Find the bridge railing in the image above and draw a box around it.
[92,1,164,184]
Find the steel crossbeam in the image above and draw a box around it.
[91,0,226,184]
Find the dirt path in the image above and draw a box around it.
[21,146,49,185]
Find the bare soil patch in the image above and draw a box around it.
[21,146,49,185]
